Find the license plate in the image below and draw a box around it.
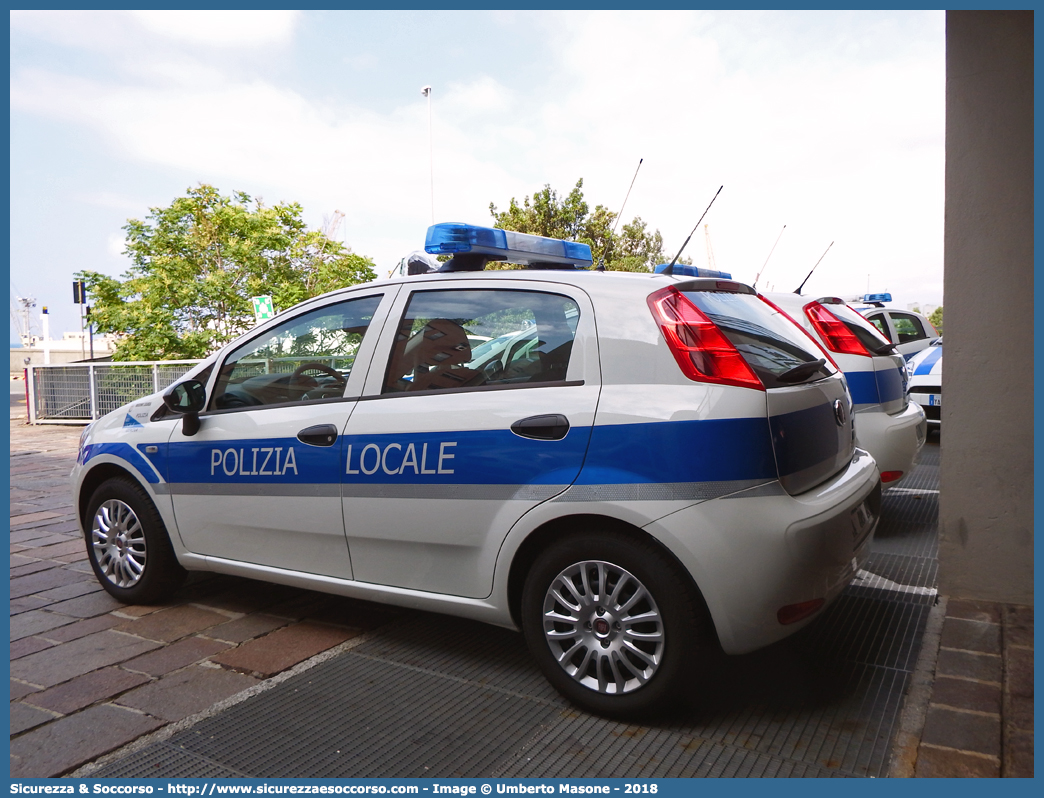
[851,500,873,539]
[929,394,941,407]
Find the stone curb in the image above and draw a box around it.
[888,595,948,777]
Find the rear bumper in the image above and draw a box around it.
[853,401,927,485]
[645,449,881,656]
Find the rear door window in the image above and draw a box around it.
[383,289,580,394]
[889,313,927,344]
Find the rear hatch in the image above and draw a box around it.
[874,352,908,414]
[651,281,856,495]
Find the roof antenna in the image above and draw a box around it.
[753,224,786,290]
[596,158,643,271]
[663,185,723,276]
[794,241,834,294]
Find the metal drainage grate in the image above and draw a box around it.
[92,444,941,779]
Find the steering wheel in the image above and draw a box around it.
[289,363,346,394]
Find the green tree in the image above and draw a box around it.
[929,305,943,333]
[78,185,375,361]
[488,178,681,272]
[614,217,667,273]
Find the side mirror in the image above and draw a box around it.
[162,379,207,436]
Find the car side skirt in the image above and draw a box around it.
[178,552,515,630]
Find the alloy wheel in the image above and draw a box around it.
[91,498,147,588]
[541,560,665,695]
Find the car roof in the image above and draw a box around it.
[293,268,754,314]
[852,304,930,317]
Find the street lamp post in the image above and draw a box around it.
[421,85,433,224]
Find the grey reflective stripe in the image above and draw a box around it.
[555,479,777,503]
[169,483,341,498]
[720,480,787,499]
[163,480,782,502]
[340,484,563,501]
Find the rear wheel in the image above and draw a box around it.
[521,529,714,718]
[85,477,186,604]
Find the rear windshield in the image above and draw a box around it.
[827,302,896,354]
[683,291,834,389]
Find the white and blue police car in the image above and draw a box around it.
[72,223,881,717]
[760,293,926,486]
[850,294,940,360]
[906,338,943,427]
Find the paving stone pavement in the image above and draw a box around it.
[8,419,1033,778]
[8,419,401,777]
[912,599,1034,777]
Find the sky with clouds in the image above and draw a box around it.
[10,9,945,342]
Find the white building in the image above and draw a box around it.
[11,331,118,373]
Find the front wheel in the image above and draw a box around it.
[84,477,187,604]
[521,530,715,718]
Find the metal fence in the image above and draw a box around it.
[26,360,202,424]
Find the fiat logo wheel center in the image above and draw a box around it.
[588,608,619,646]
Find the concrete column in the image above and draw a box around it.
[940,11,1033,602]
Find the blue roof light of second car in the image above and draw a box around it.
[424,223,592,268]
[653,263,732,280]
[863,293,893,304]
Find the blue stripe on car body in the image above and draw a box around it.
[874,366,904,404]
[82,442,163,484]
[577,418,776,485]
[840,365,903,407]
[768,404,844,477]
[844,371,880,405]
[915,347,943,375]
[159,418,790,491]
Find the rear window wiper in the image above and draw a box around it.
[777,358,827,384]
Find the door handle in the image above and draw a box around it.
[510,414,570,441]
[297,424,338,447]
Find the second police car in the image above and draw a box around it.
[760,293,926,486]
[850,293,940,359]
[906,338,943,427]
[72,223,882,717]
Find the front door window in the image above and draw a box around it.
[212,295,382,410]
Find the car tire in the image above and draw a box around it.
[84,477,187,604]
[521,529,715,719]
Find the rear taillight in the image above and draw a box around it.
[647,286,764,390]
[880,470,903,483]
[804,301,872,357]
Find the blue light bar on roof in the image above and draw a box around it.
[654,263,732,279]
[863,292,892,304]
[425,223,592,268]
